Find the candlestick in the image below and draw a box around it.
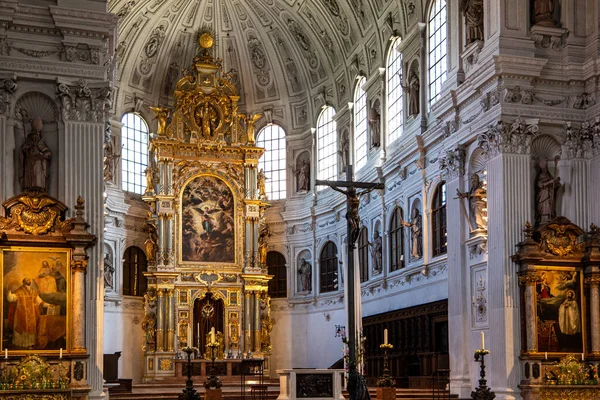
[384,329,388,345]
[59,348,62,359]
[480,331,485,350]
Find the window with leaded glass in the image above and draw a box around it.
[122,246,148,296]
[121,113,149,194]
[267,251,287,298]
[257,125,287,200]
[389,207,405,272]
[432,182,447,256]
[319,241,338,293]
[428,0,448,108]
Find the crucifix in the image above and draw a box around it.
[316,164,384,400]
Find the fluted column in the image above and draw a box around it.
[591,154,600,225]
[156,289,165,351]
[566,159,590,229]
[253,291,261,352]
[244,292,251,353]
[167,289,175,351]
[478,119,535,396]
[71,259,87,352]
[441,149,471,398]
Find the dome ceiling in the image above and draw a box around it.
[110,0,413,131]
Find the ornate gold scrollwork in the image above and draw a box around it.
[538,217,585,257]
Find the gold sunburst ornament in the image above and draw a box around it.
[199,33,214,49]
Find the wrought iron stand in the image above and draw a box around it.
[179,347,200,400]
[376,343,395,387]
[471,349,495,400]
[204,343,222,389]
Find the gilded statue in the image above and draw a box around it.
[401,207,423,259]
[460,0,484,43]
[141,311,157,352]
[230,320,240,349]
[144,167,157,195]
[536,158,561,226]
[143,213,159,265]
[457,173,487,231]
[257,168,267,199]
[260,313,274,352]
[245,113,262,144]
[258,222,270,266]
[150,106,170,137]
[20,117,51,191]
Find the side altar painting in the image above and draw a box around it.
[1,247,70,351]
[181,175,235,263]
[535,268,583,353]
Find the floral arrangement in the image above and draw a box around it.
[341,331,367,374]
[0,355,68,390]
[545,354,599,386]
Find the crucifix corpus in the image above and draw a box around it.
[316,165,384,400]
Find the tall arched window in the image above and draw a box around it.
[123,246,148,296]
[267,251,287,298]
[358,227,369,283]
[354,77,368,171]
[319,241,338,293]
[428,0,448,108]
[432,182,447,257]
[257,124,287,200]
[387,37,403,144]
[121,113,149,194]
[317,106,337,182]
[389,207,405,272]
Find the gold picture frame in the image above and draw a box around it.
[1,246,71,355]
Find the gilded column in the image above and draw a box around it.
[167,289,175,351]
[71,259,88,352]
[519,271,538,353]
[157,217,165,265]
[156,289,165,352]
[253,291,261,352]
[244,292,252,353]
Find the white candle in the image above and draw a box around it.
[4,348,7,359]
[59,348,63,359]
[210,327,216,344]
[582,353,585,361]
[384,329,388,345]
[545,352,547,360]
[480,331,485,350]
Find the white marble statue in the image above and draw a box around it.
[20,117,51,191]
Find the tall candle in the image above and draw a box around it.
[545,352,547,360]
[211,327,216,344]
[4,348,7,359]
[582,353,585,361]
[384,329,388,345]
[480,331,485,350]
[59,348,63,359]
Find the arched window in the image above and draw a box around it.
[387,37,403,144]
[121,113,149,194]
[389,207,405,272]
[432,182,447,257]
[354,77,368,171]
[257,124,287,200]
[267,251,287,298]
[428,0,448,108]
[319,241,338,293]
[122,246,148,296]
[317,106,337,182]
[358,227,369,283]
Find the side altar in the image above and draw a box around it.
[140,31,273,382]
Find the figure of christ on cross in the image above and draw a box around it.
[316,165,384,400]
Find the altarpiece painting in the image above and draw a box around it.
[181,175,235,263]
[1,247,70,352]
[535,267,583,353]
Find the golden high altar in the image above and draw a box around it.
[140,32,273,382]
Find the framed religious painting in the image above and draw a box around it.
[180,174,236,265]
[0,247,71,354]
[534,266,585,354]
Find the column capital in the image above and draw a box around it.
[518,271,537,286]
[563,119,600,159]
[478,117,539,158]
[439,145,466,180]
[585,275,600,287]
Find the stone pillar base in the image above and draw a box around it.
[205,388,223,400]
[376,387,395,400]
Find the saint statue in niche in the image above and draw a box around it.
[408,70,420,116]
[143,213,159,265]
[20,117,51,191]
[402,207,423,259]
[298,258,312,293]
[257,168,267,199]
[368,229,383,274]
[533,0,557,27]
[295,156,311,193]
[338,130,350,169]
[460,0,484,43]
[368,106,381,148]
[535,158,561,226]
[104,251,115,289]
[457,173,487,231]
